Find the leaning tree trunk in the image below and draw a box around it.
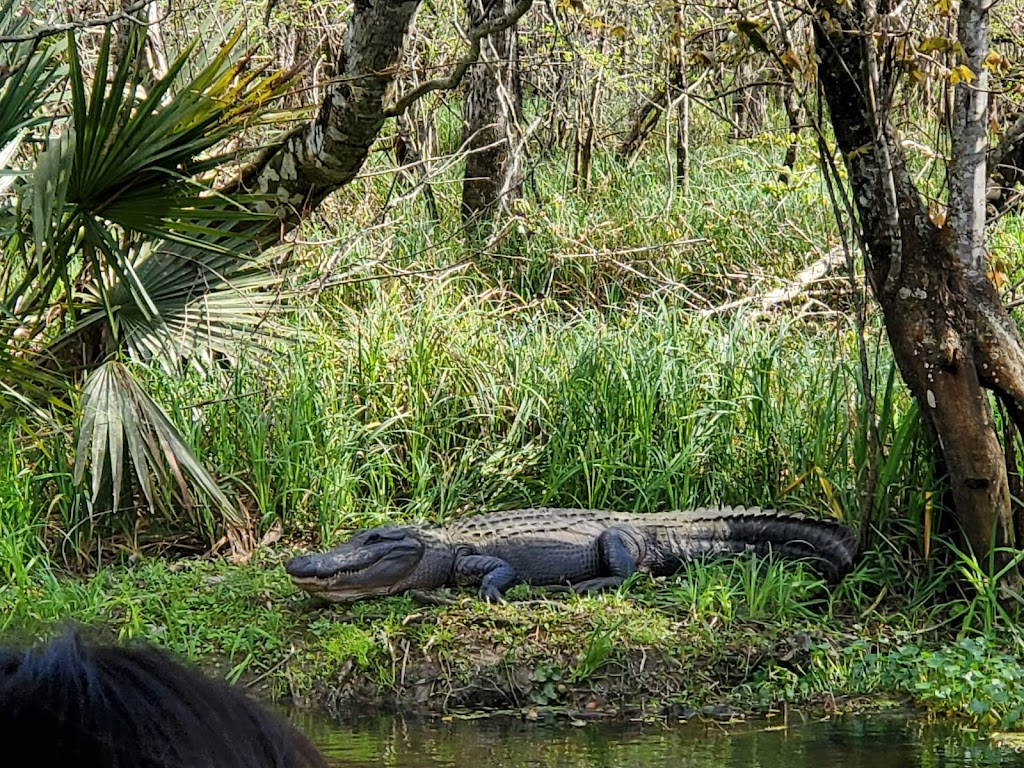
[51,0,431,371]
[228,0,423,237]
[225,0,535,241]
[812,0,1023,576]
[616,88,667,164]
[461,0,524,233]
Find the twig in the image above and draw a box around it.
[0,0,150,43]
[382,0,535,117]
[306,259,473,294]
[244,647,296,689]
[700,248,854,317]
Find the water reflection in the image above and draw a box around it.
[290,713,1020,768]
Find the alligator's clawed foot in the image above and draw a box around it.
[408,590,458,606]
[480,586,508,604]
[571,576,627,593]
[298,595,339,611]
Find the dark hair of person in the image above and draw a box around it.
[0,632,328,768]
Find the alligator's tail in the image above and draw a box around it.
[672,506,859,582]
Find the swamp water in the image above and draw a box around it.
[292,713,1022,767]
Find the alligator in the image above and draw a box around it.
[285,507,858,603]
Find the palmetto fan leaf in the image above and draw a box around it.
[75,360,244,529]
[0,1,69,416]
[55,17,297,363]
[0,0,64,150]
[0,327,66,419]
[77,235,288,369]
[65,23,290,244]
[0,9,302,554]
[57,22,298,550]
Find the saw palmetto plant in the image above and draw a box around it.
[0,1,296,558]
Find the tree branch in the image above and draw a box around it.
[0,0,150,43]
[382,0,534,118]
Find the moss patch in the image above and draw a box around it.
[6,553,1005,724]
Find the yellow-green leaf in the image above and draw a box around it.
[918,36,952,54]
[948,64,975,84]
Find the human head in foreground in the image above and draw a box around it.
[0,632,327,768]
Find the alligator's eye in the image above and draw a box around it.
[364,533,381,545]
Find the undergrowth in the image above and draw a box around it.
[4,550,1023,728]
[3,109,1024,727]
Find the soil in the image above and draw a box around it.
[255,593,881,722]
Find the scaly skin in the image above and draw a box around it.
[285,506,858,603]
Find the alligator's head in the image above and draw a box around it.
[285,526,452,602]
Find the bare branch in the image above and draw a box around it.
[382,0,534,118]
[0,0,150,43]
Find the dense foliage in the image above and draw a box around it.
[1,0,1024,730]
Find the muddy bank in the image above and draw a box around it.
[9,558,983,725]
[274,594,874,720]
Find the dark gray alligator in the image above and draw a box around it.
[285,507,858,603]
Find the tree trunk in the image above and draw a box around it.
[988,114,1024,214]
[615,88,667,164]
[573,96,594,190]
[227,0,422,237]
[729,61,765,140]
[812,0,1022,575]
[768,0,801,181]
[571,36,608,192]
[672,0,689,191]
[461,0,524,233]
[780,83,800,180]
[396,110,440,222]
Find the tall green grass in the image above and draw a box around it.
[122,293,923,547]
[2,294,924,554]
[0,431,47,588]
[1,113,933,590]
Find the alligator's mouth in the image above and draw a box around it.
[286,527,423,602]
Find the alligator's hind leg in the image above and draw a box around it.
[571,525,646,593]
[453,553,519,602]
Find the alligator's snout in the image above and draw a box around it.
[284,554,320,579]
[285,525,429,602]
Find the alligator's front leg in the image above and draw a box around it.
[572,525,646,593]
[453,550,519,602]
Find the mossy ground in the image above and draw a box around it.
[5,551,1019,727]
